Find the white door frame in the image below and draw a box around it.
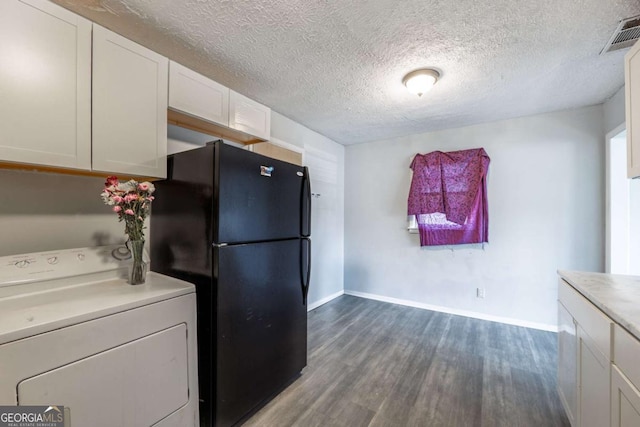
[605,122,628,273]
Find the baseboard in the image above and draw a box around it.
[308,290,345,311]
[343,290,558,332]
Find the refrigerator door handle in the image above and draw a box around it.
[301,238,311,305]
[305,238,311,303]
[301,167,311,238]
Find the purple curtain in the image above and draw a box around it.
[408,148,490,246]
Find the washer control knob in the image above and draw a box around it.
[112,246,132,260]
[14,260,30,268]
[47,256,59,265]
[77,253,85,261]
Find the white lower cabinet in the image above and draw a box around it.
[612,324,640,427]
[92,24,168,178]
[558,278,640,427]
[612,365,640,427]
[558,302,578,426]
[578,326,610,427]
[558,278,612,427]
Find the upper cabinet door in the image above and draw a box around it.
[229,90,271,140]
[626,40,640,178]
[169,61,229,127]
[0,0,91,170]
[92,25,168,178]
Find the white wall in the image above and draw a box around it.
[604,86,626,133]
[344,106,605,329]
[0,169,125,256]
[271,111,346,307]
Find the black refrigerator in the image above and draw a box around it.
[150,140,311,427]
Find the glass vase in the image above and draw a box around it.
[128,239,147,285]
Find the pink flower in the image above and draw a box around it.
[113,206,122,213]
[105,176,119,187]
[113,195,123,203]
[125,209,135,215]
[124,194,138,202]
[140,182,155,193]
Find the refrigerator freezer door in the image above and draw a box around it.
[214,239,307,427]
[215,142,305,244]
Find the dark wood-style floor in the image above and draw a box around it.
[243,295,570,427]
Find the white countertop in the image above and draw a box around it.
[558,270,640,340]
[0,272,195,345]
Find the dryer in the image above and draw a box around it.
[0,245,199,426]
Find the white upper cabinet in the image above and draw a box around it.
[229,90,271,140]
[0,0,91,170]
[626,40,640,178]
[92,25,168,178]
[168,69,271,143]
[169,61,229,127]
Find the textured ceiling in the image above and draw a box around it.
[53,0,640,145]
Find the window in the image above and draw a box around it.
[408,148,490,246]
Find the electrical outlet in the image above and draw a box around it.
[476,288,485,299]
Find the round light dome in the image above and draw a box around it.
[402,68,440,96]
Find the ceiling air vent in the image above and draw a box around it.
[601,15,640,54]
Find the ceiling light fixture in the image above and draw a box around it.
[402,68,440,96]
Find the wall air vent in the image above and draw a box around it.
[601,15,640,54]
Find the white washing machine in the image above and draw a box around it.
[0,245,199,426]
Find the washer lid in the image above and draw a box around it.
[0,245,194,344]
[0,272,194,345]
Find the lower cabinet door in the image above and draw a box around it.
[578,327,610,427]
[612,364,640,427]
[558,302,578,426]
